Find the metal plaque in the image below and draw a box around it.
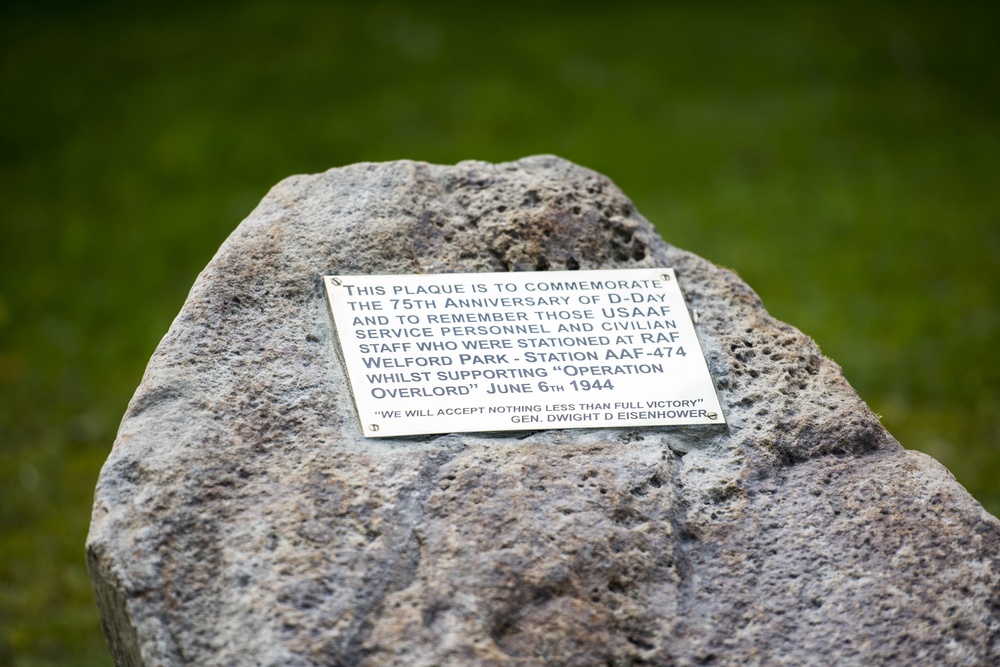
[323,268,725,438]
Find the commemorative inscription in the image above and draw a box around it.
[324,268,724,438]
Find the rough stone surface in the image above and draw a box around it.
[87,156,1000,666]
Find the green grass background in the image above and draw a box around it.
[1,1,997,663]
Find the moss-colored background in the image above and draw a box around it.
[1,1,997,664]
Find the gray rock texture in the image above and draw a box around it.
[87,156,1000,666]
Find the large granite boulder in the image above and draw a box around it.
[87,156,1000,666]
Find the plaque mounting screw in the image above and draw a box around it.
[369,424,380,432]
[330,277,343,286]
[706,412,719,420]
[661,273,671,281]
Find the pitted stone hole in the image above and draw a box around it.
[566,256,580,270]
[490,618,524,655]
[627,636,656,651]
[630,471,664,497]
[612,227,632,243]
[422,601,449,628]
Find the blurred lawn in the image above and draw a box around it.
[1,1,997,664]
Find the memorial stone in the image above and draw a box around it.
[87,156,1000,666]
